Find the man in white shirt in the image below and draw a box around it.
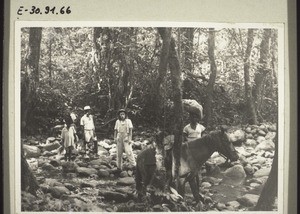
[80,106,96,155]
[183,112,205,142]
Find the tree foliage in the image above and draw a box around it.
[20,27,279,135]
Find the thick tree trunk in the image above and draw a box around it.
[205,28,217,127]
[253,29,272,121]
[156,28,172,123]
[21,146,39,196]
[182,28,194,73]
[254,124,278,210]
[21,27,42,135]
[169,36,183,191]
[244,29,258,124]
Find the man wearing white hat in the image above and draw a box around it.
[80,106,96,154]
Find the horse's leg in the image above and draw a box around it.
[188,172,204,203]
[177,178,186,197]
[135,164,144,199]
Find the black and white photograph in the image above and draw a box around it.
[14,22,284,213]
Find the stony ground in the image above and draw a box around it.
[21,123,277,212]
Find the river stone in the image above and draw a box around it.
[64,183,76,191]
[249,156,266,165]
[98,148,109,156]
[27,158,39,171]
[244,165,255,175]
[80,180,98,188]
[23,145,41,158]
[268,124,277,132]
[49,186,70,198]
[65,173,77,179]
[44,178,64,187]
[224,165,246,179]
[76,161,88,167]
[264,151,274,158]
[120,171,129,178]
[49,159,61,167]
[61,161,78,173]
[237,194,259,207]
[245,127,252,133]
[98,169,110,178]
[117,177,135,186]
[41,163,60,172]
[258,130,266,136]
[265,132,276,140]
[255,140,275,152]
[42,141,61,151]
[90,159,105,166]
[99,190,128,202]
[76,167,98,177]
[229,130,246,144]
[226,200,240,209]
[99,140,111,149]
[244,139,257,148]
[109,148,117,154]
[250,183,260,188]
[216,202,226,211]
[256,136,266,144]
[202,176,222,185]
[201,182,212,188]
[259,124,268,132]
[253,167,271,177]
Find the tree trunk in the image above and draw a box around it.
[244,29,258,124]
[253,29,272,121]
[21,27,42,135]
[169,35,183,191]
[205,28,217,127]
[182,28,194,73]
[254,124,278,210]
[156,28,172,123]
[48,37,52,87]
[21,146,39,196]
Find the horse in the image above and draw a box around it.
[174,128,239,203]
[135,127,239,203]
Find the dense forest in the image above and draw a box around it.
[20,26,279,212]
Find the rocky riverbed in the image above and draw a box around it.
[21,123,277,212]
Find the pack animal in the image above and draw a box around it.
[135,128,239,203]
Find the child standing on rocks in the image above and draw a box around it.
[61,115,77,161]
[114,109,136,170]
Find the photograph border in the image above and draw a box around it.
[13,21,286,214]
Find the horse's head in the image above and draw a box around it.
[212,126,239,162]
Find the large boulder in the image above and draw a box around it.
[26,158,39,171]
[224,165,246,179]
[76,167,98,177]
[265,132,276,140]
[48,186,70,198]
[244,139,257,148]
[61,161,78,173]
[98,169,110,178]
[41,140,61,152]
[255,140,275,152]
[116,177,135,186]
[253,167,271,178]
[23,145,41,158]
[237,194,259,207]
[98,190,128,202]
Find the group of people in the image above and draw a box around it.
[61,105,205,172]
[60,106,136,170]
